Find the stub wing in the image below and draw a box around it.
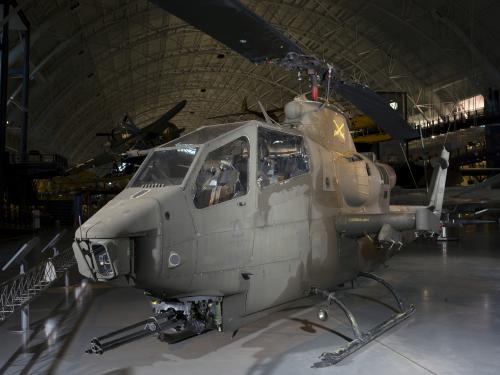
[338,148,450,247]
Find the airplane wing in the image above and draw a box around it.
[142,100,187,136]
[109,100,187,150]
[66,152,116,174]
[391,172,500,209]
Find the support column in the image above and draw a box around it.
[0,1,10,222]
[21,27,29,161]
[0,0,8,154]
[19,262,30,332]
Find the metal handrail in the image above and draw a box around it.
[0,247,77,323]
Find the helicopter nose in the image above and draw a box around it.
[82,197,161,239]
[74,197,162,280]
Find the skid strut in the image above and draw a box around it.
[86,311,177,354]
[311,272,415,367]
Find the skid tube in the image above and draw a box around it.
[311,272,415,368]
[86,311,178,355]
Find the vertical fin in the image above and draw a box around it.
[427,147,449,218]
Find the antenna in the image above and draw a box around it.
[79,215,84,240]
[325,64,333,103]
[257,101,279,126]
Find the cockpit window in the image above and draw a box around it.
[193,137,249,208]
[165,123,246,147]
[257,128,309,188]
[129,146,197,187]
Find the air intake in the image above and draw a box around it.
[141,183,165,188]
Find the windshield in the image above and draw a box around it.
[129,146,197,187]
[165,123,246,147]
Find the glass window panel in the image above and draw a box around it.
[165,123,246,147]
[129,146,197,187]
[194,137,249,208]
[257,128,309,188]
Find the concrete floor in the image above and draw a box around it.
[1,224,499,374]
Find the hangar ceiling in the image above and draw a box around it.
[4,0,500,164]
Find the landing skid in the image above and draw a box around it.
[311,272,415,367]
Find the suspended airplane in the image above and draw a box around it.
[207,97,284,123]
[72,0,442,366]
[391,172,500,211]
[67,100,187,174]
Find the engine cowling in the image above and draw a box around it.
[336,154,397,208]
[375,162,396,189]
[337,154,381,207]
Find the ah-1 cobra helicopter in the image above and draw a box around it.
[72,0,448,366]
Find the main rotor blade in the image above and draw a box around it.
[334,81,418,141]
[149,0,303,63]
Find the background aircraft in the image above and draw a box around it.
[391,172,500,213]
[67,100,187,174]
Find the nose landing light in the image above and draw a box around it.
[168,251,181,268]
[92,244,114,278]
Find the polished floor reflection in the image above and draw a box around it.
[1,224,499,374]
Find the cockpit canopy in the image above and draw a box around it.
[129,145,198,188]
[129,123,247,188]
[165,123,247,147]
[128,121,310,200]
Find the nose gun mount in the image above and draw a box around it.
[85,296,223,355]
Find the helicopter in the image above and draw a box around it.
[72,0,448,366]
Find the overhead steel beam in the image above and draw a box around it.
[431,9,500,86]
